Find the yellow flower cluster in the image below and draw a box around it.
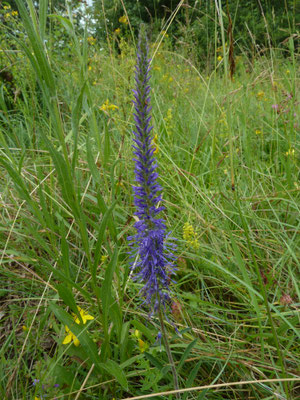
[162,74,173,83]
[133,330,149,353]
[255,129,262,135]
[164,108,174,136]
[101,254,108,263]
[183,222,200,251]
[153,65,161,71]
[100,99,119,112]
[218,108,228,127]
[87,36,96,45]
[285,148,295,157]
[257,91,264,99]
[62,307,94,347]
[119,15,128,25]
[256,91,268,101]
[3,7,18,19]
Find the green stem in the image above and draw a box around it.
[158,309,180,399]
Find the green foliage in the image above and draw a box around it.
[93,0,296,65]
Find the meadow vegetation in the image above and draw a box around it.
[0,1,299,399]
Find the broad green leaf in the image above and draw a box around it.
[100,359,128,391]
[131,320,155,344]
[144,352,164,371]
[177,339,197,373]
[101,248,119,334]
[92,200,118,274]
[39,0,48,41]
[56,284,82,324]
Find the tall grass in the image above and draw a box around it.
[0,0,299,399]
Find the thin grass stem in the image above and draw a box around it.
[158,309,180,400]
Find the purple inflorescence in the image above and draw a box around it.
[128,29,176,315]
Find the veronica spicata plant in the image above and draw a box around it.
[129,28,176,316]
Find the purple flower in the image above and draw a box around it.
[128,28,176,315]
[272,104,279,110]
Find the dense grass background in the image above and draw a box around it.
[0,0,299,399]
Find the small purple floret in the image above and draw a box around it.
[129,29,176,315]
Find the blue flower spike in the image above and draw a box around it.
[128,27,176,316]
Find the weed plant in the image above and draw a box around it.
[0,1,299,399]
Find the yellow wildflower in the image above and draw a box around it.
[133,330,149,352]
[217,55,223,61]
[62,307,94,347]
[134,330,142,339]
[255,129,262,135]
[285,148,295,157]
[87,36,96,45]
[73,307,94,325]
[138,338,149,353]
[100,99,119,112]
[168,76,173,83]
[119,15,128,25]
[114,28,121,35]
[101,254,108,263]
[4,13,10,19]
[3,5,11,9]
[161,30,169,38]
[164,108,174,136]
[63,326,80,347]
[11,10,18,16]
[22,325,28,331]
[183,222,200,251]
[88,65,92,71]
[286,69,290,75]
[256,91,265,99]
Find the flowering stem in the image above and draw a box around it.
[158,309,180,399]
